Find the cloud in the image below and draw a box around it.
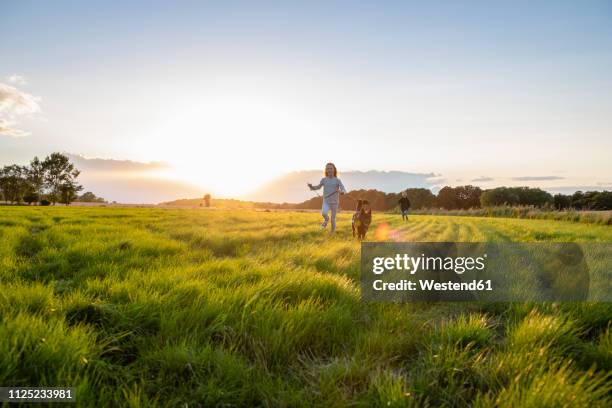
[247,170,439,203]
[66,154,170,172]
[425,174,445,185]
[62,154,198,203]
[0,82,41,137]
[0,119,29,138]
[512,176,564,181]
[80,175,203,204]
[471,176,494,182]
[7,74,27,85]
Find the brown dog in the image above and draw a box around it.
[352,200,372,240]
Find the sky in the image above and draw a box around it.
[1,1,611,202]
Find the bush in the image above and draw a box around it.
[23,192,39,205]
[40,199,51,206]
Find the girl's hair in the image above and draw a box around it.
[325,162,337,177]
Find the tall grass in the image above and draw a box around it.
[0,207,610,406]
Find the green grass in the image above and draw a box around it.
[409,206,612,225]
[0,207,611,407]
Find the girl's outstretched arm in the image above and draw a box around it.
[339,179,347,194]
[308,178,324,190]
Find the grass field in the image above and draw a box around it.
[1,207,611,407]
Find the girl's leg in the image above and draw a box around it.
[330,203,338,233]
[321,200,329,228]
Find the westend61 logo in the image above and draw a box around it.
[372,253,487,275]
[361,242,609,302]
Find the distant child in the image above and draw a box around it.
[308,162,346,234]
[398,191,411,221]
[355,200,372,240]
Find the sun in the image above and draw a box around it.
[142,93,322,197]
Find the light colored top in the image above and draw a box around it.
[310,177,346,204]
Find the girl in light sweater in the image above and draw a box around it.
[308,162,346,234]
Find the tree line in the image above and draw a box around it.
[291,185,612,211]
[0,152,104,205]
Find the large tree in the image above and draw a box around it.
[26,156,46,203]
[42,153,82,205]
[59,181,83,205]
[436,185,482,210]
[404,188,436,209]
[437,186,460,210]
[455,185,482,209]
[0,165,28,204]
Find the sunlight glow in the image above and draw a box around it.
[145,93,323,197]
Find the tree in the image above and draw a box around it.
[404,188,436,209]
[26,156,45,203]
[437,186,460,210]
[0,165,28,204]
[592,191,612,210]
[0,153,102,206]
[455,185,482,209]
[480,187,520,207]
[59,181,82,205]
[22,189,39,205]
[77,191,106,203]
[435,186,482,210]
[343,189,389,211]
[569,191,612,210]
[553,194,571,210]
[570,191,586,209]
[42,153,82,205]
[514,187,552,207]
[203,193,211,207]
[481,187,553,208]
[384,192,401,211]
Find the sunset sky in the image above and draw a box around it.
[1,1,611,202]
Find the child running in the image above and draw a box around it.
[307,162,346,234]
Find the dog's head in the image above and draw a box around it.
[356,199,363,211]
